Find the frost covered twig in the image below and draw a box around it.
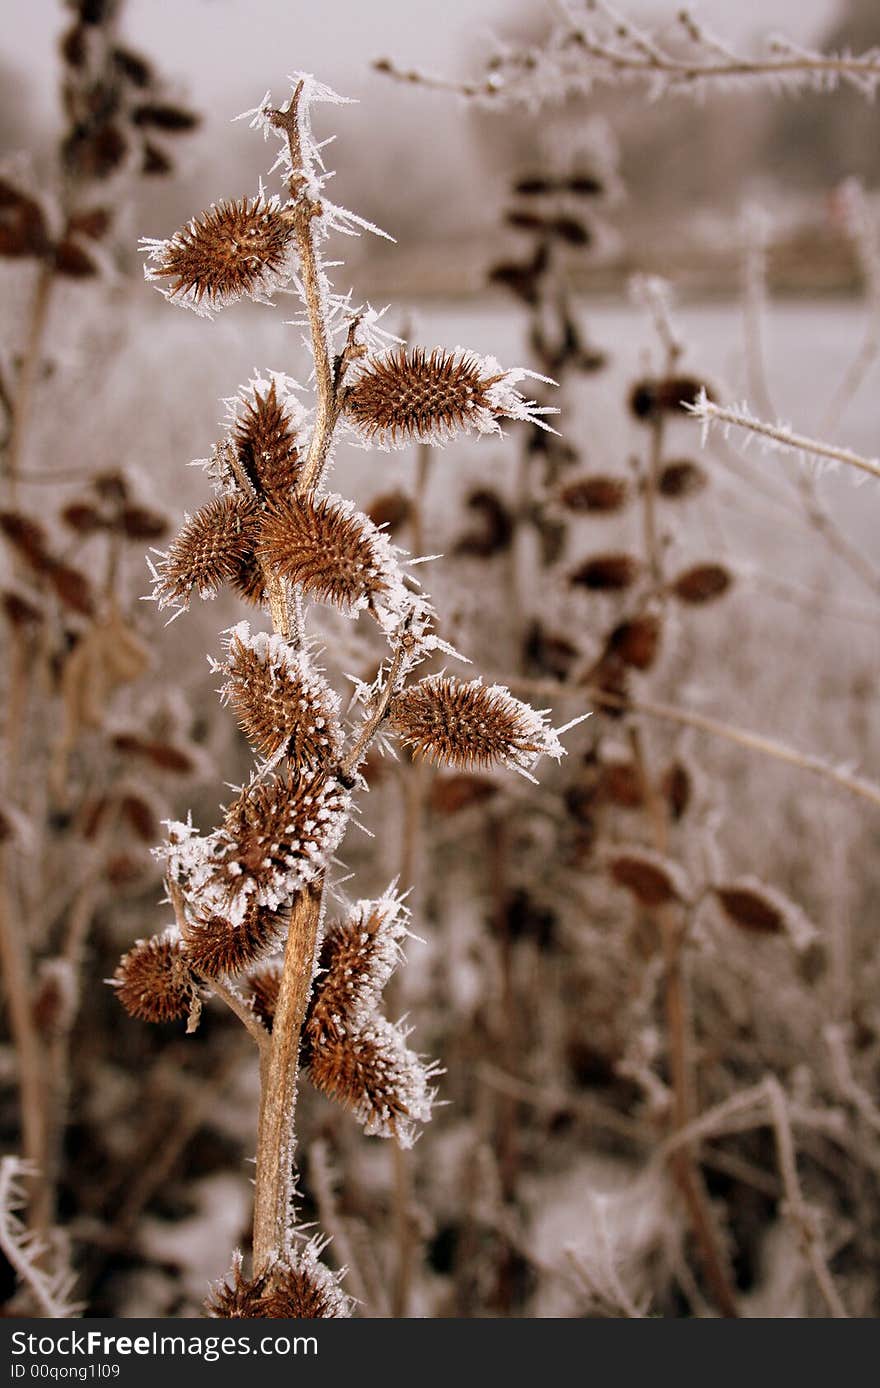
[762,1077,849,1319]
[0,1158,80,1318]
[688,391,880,484]
[508,675,880,812]
[375,2,880,107]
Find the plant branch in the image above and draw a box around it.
[688,392,880,484]
[252,879,323,1271]
[503,676,880,811]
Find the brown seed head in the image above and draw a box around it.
[344,347,494,446]
[113,933,195,1023]
[389,675,562,774]
[606,613,662,670]
[257,493,396,616]
[343,346,548,447]
[607,850,689,908]
[713,884,784,934]
[216,769,349,905]
[0,511,53,572]
[208,1248,350,1319]
[560,475,630,513]
[570,554,640,592]
[156,495,262,608]
[672,563,732,605]
[232,381,302,499]
[224,627,342,764]
[205,1256,270,1318]
[185,900,287,977]
[143,196,295,314]
[658,460,707,499]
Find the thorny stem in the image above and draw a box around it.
[252,880,323,1271]
[690,395,880,484]
[269,89,364,498]
[338,636,409,781]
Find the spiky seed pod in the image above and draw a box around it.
[305,893,435,1144]
[232,381,302,498]
[154,495,262,609]
[310,894,409,1037]
[205,1255,270,1318]
[185,900,287,977]
[257,493,403,620]
[257,1251,352,1319]
[208,1245,350,1319]
[607,850,690,908]
[672,563,732,605]
[307,1018,433,1145]
[570,554,640,592]
[560,475,630,513]
[389,675,565,775]
[247,962,282,1030]
[342,346,553,448]
[113,933,195,1023]
[142,196,295,316]
[658,460,707,499]
[214,769,349,912]
[228,550,267,607]
[222,623,343,764]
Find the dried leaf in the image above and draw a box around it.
[608,850,689,907]
[672,563,732,605]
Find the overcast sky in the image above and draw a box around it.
[5,0,842,124]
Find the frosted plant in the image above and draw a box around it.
[376,0,880,105]
[115,75,580,1318]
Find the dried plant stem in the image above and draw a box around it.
[0,847,50,1234]
[252,879,323,1271]
[270,90,345,497]
[762,1076,849,1317]
[690,394,880,484]
[4,262,54,502]
[506,675,880,811]
[339,637,409,780]
[206,975,269,1057]
[629,727,739,1318]
[4,631,30,794]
